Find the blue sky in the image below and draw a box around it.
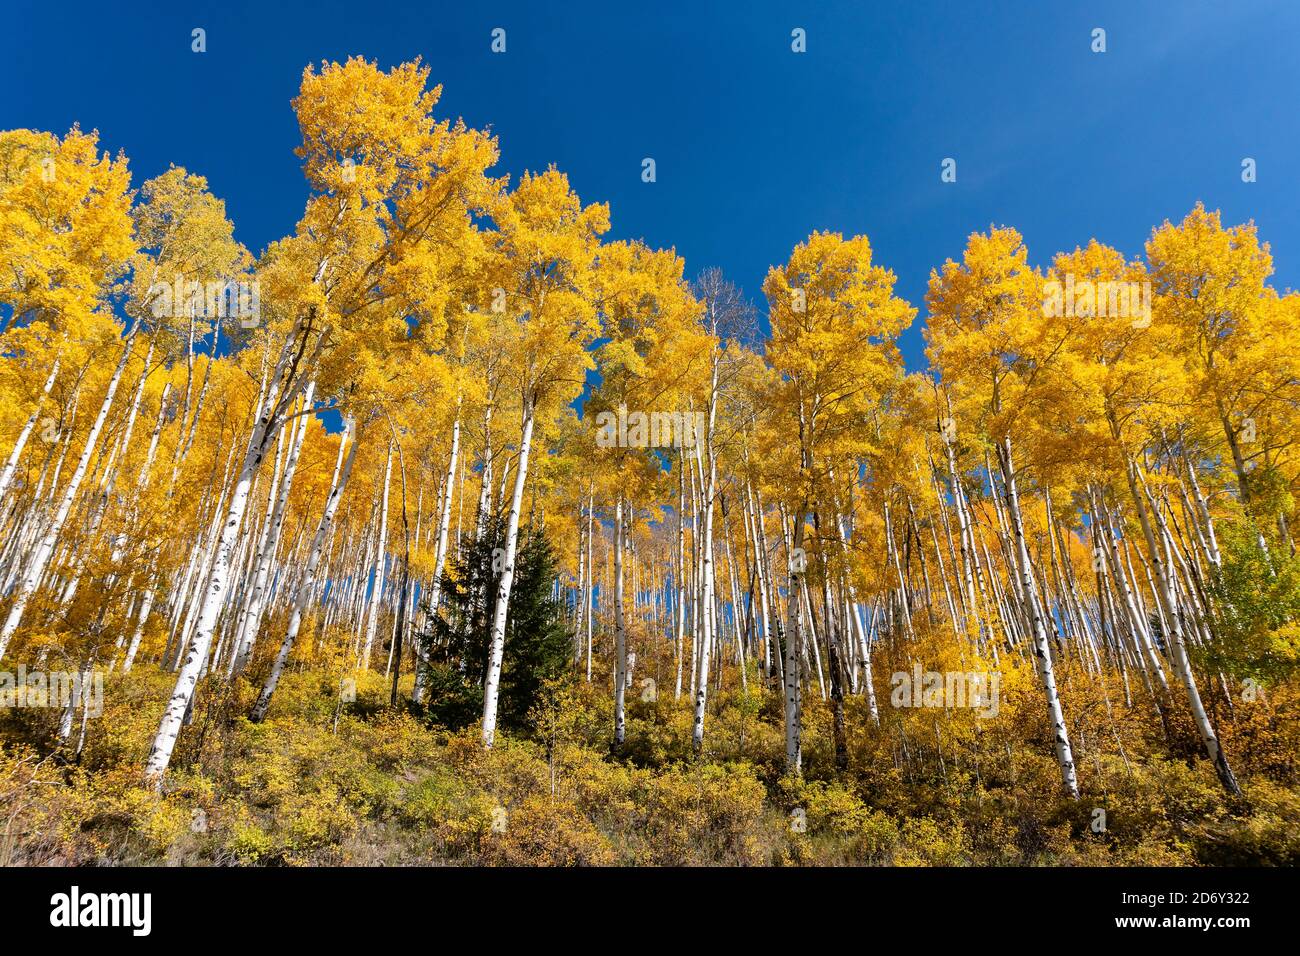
[4,0,1298,370]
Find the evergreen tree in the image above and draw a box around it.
[420,516,573,733]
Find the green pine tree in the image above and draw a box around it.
[419,516,573,734]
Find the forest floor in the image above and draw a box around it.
[2,660,1298,867]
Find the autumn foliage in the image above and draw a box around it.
[1,59,1298,866]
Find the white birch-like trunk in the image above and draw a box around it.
[585,486,594,682]
[480,402,534,748]
[413,400,461,704]
[145,445,261,781]
[613,496,627,745]
[1132,463,1241,795]
[0,329,138,656]
[674,459,687,698]
[691,466,716,750]
[784,513,805,774]
[361,443,393,668]
[996,436,1079,799]
[122,567,156,673]
[144,322,320,786]
[0,358,59,513]
[251,420,358,721]
[231,381,315,674]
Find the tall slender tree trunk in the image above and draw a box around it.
[361,443,393,668]
[0,327,139,656]
[252,418,359,721]
[232,381,315,675]
[0,358,59,513]
[413,398,462,704]
[145,320,321,785]
[1131,462,1242,796]
[480,400,535,748]
[586,485,594,681]
[613,497,627,746]
[996,436,1079,799]
[784,510,805,775]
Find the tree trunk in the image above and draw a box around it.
[996,436,1080,799]
[0,357,59,512]
[0,328,138,655]
[613,497,627,747]
[480,401,535,748]
[413,399,462,704]
[145,321,321,785]
[784,511,805,775]
[361,443,393,668]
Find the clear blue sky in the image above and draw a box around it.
[4,0,1298,370]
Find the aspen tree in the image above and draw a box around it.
[479,169,608,748]
[926,227,1081,798]
[764,231,913,773]
[147,58,495,783]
